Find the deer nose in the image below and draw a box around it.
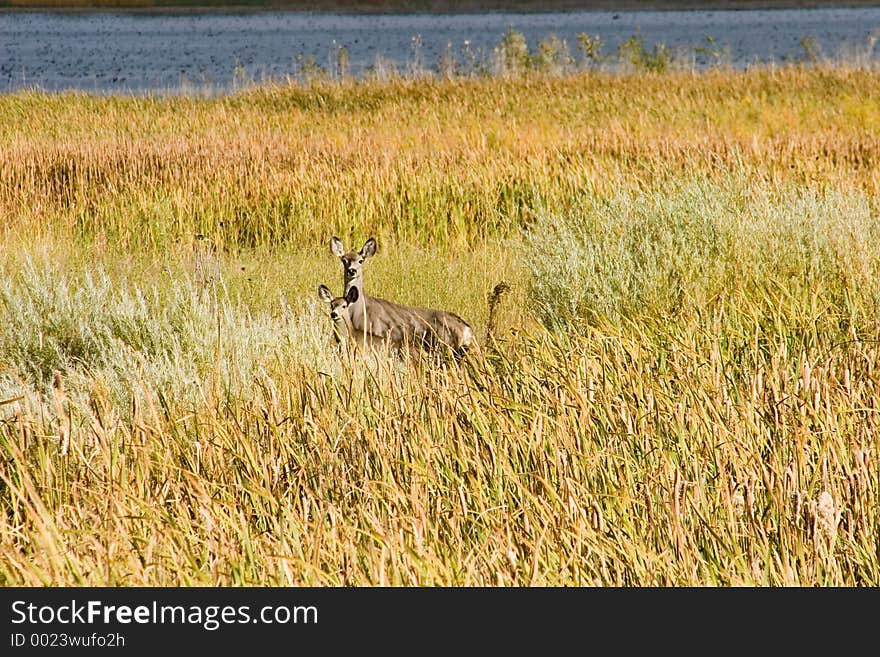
[346,268,356,277]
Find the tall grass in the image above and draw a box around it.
[3,68,879,251]
[1,66,878,585]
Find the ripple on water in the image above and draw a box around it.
[2,8,880,93]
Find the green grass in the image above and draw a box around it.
[1,65,879,585]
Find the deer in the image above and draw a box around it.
[328,236,476,357]
[316,283,385,352]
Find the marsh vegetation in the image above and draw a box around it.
[1,62,878,584]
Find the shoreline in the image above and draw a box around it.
[3,1,880,16]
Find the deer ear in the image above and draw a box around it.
[317,285,333,302]
[330,237,345,257]
[360,238,377,259]
[345,286,360,303]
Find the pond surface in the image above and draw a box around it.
[2,7,879,94]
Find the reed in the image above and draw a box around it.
[0,65,878,585]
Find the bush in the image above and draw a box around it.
[618,36,674,73]
[522,178,880,331]
[495,27,531,77]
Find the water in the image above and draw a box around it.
[1,8,879,94]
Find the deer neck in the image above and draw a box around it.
[345,276,368,332]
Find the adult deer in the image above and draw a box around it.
[328,236,474,356]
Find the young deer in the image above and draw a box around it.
[318,285,364,352]
[317,283,418,355]
[329,236,475,356]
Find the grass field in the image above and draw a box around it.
[1,63,879,585]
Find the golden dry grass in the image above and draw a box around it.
[1,65,878,585]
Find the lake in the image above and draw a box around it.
[2,7,879,94]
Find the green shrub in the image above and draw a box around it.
[522,177,880,331]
